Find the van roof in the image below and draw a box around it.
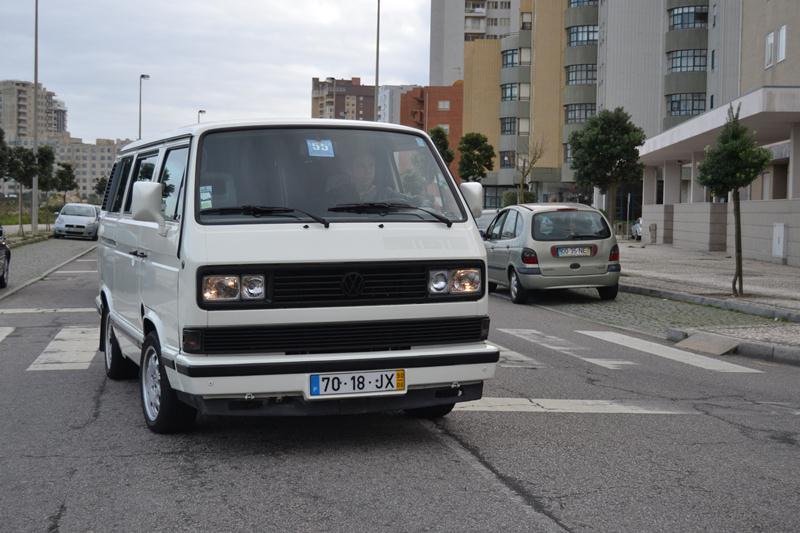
[120,118,427,154]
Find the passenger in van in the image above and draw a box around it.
[327,150,393,204]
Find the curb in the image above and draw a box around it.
[0,245,97,304]
[666,327,800,367]
[8,234,52,249]
[619,282,800,323]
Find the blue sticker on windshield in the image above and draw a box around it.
[307,139,334,158]
[416,138,425,147]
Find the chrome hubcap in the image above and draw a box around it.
[104,315,113,370]
[510,272,518,299]
[142,347,161,421]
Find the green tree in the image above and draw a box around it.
[5,145,55,234]
[0,128,9,182]
[54,162,78,205]
[94,176,108,197]
[698,105,771,297]
[457,132,494,182]
[429,126,454,168]
[568,107,646,223]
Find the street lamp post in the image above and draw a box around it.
[31,0,39,233]
[373,0,380,120]
[197,109,206,123]
[138,74,150,140]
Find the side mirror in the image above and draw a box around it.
[54,211,60,217]
[459,182,484,219]
[131,181,164,224]
[479,229,486,240]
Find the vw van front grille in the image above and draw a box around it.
[185,316,490,355]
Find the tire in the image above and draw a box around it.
[0,253,8,288]
[102,306,137,379]
[508,268,528,304]
[140,332,196,433]
[488,281,498,293]
[405,403,455,419]
[597,283,619,301]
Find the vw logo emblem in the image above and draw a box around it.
[341,272,365,298]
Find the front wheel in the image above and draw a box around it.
[598,283,619,301]
[140,332,196,433]
[405,403,455,419]
[102,306,137,379]
[509,269,528,304]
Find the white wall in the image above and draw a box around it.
[727,199,800,266]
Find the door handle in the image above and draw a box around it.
[128,250,147,258]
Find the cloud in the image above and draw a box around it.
[0,0,431,142]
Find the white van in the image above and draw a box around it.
[97,119,497,433]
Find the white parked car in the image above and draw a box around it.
[97,119,497,433]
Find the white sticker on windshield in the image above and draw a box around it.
[416,137,425,147]
[307,139,334,158]
[199,185,213,201]
[200,199,212,210]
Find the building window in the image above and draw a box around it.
[499,151,516,169]
[667,93,706,116]
[487,1,498,8]
[712,3,717,27]
[487,18,498,26]
[778,25,787,63]
[710,49,715,70]
[521,12,532,30]
[518,118,530,135]
[567,25,598,47]
[667,49,707,72]
[501,83,530,101]
[709,94,715,109]
[502,49,519,67]
[499,18,510,26]
[438,124,450,134]
[438,100,450,111]
[564,143,573,163]
[765,32,775,68]
[568,0,598,6]
[566,64,597,85]
[500,117,517,135]
[564,103,596,124]
[500,1,511,8]
[668,6,708,30]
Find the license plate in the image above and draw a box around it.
[558,246,592,257]
[310,369,405,397]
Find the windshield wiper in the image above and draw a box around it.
[327,202,453,227]
[199,205,330,228]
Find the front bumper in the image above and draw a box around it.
[54,226,97,238]
[165,343,498,413]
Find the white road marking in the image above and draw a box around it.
[577,331,762,373]
[489,342,544,368]
[50,270,98,274]
[76,259,96,262]
[0,308,95,315]
[455,397,695,415]
[498,328,638,370]
[26,327,100,371]
[0,327,14,344]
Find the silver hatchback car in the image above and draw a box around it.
[53,203,101,240]
[483,203,620,303]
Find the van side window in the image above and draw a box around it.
[159,147,189,221]
[123,152,160,214]
[109,157,134,213]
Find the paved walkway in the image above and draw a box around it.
[618,242,800,354]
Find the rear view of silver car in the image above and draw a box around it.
[483,204,620,303]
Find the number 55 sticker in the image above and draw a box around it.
[306,139,335,158]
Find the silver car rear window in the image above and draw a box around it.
[532,210,611,241]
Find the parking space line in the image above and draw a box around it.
[50,270,98,274]
[489,342,544,368]
[26,327,100,371]
[76,259,97,262]
[0,308,95,315]
[455,397,695,414]
[577,331,762,373]
[0,327,14,344]
[498,328,638,370]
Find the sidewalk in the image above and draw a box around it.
[619,241,800,364]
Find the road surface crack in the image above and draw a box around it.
[46,503,66,533]
[69,375,107,430]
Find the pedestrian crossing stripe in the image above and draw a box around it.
[26,326,100,371]
[454,398,695,414]
[0,327,14,344]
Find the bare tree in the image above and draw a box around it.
[516,137,545,204]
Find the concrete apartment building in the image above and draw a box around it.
[616,0,800,267]
[311,77,375,121]
[377,85,420,124]
[1,80,130,200]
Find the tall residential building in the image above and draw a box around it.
[0,80,67,141]
[311,77,375,121]
[634,0,800,266]
[430,0,521,86]
[398,82,464,179]
[377,85,419,124]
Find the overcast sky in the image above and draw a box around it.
[1,0,430,143]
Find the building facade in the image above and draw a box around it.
[311,77,376,121]
[377,85,419,124]
[636,0,800,266]
[0,80,67,141]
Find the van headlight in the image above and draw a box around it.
[202,275,241,301]
[428,268,482,295]
[241,275,265,300]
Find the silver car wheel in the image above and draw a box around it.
[142,346,162,422]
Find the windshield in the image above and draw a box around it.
[61,205,97,217]
[196,128,466,224]
[532,210,611,241]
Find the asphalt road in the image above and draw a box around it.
[1,250,798,532]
